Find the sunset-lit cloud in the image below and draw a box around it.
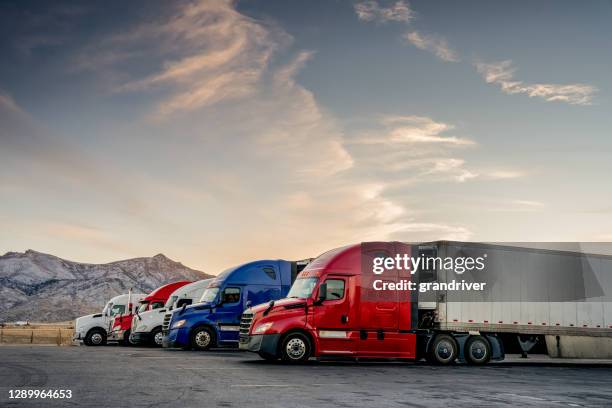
[404,31,459,62]
[354,1,415,23]
[475,60,597,105]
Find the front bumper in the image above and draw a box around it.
[239,334,281,355]
[107,330,125,342]
[130,331,151,345]
[72,332,83,342]
[163,327,190,348]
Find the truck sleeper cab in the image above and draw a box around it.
[73,293,146,346]
[131,279,212,347]
[240,243,505,364]
[108,281,191,346]
[164,259,310,350]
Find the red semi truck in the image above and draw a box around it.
[108,281,191,346]
[240,242,612,364]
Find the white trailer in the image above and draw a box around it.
[73,293,145,346]
[415,242,612,360]
[131,279,212,346]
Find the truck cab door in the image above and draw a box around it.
[313,276,356,356]
[215,287,242,343]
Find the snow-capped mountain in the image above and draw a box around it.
[0,250,213,322]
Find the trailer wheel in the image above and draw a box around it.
[465,336,491,365]
[191,326,215,351]
[150,328,163,347]
[280,332,311,364]
[84,328,106,346]
[429,334,458,365]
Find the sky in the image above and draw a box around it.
[1,0,611,274]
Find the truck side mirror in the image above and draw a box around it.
[315,283,327,304]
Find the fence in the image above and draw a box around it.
[0,326,74,346]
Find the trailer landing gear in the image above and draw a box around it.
[518,335,538,358]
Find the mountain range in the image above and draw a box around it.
[0,250,212,323]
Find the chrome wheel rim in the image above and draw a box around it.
[195,330,211,348]
[436,340,454,361]
[91,333,103,345]
[286,338,306,360]
[154,331,163,346]
[470,341,487,361]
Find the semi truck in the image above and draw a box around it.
[73,293,145,346]
[130,278,212,347]
[240,242,612,364]
[108,281,191,346]
[163,259,310,350]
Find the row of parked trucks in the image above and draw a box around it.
[74,241,612,364]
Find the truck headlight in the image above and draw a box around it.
[136,325,147,332]
[172,319,186,329]
[253,322,273,334]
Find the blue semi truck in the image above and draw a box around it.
[162,259,310,350]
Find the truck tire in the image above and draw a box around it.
[150,328,163,347]
[121,329,134,346]
[280,332,311,364]
[429,334,458,365]
[191,326,215,351]
[84,328,107,346]
[465,336,491,365]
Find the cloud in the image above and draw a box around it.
[355,115,476,146]
[77,0,280,117]
[354,1,414,23]
[475,60,597,105]
[488,199,545,212]
[404,31,459,62]
[345,115,525,185]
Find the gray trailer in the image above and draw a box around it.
[415,242,612,359]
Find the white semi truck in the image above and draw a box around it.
[130,279,212,347]
[73,293,145,346]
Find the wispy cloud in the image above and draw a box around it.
[404,31,459,62]
[346,115,524,185]
[475,60,597,105]
[355,115,476,146]
[488,199,545,212]
[354,1,414,23]
[77,0,279,117]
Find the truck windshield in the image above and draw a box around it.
[200,287,219,303]
[109,304,125,316]
[165,295,178,310]
[137,301,150,313]
[287,278,318,299]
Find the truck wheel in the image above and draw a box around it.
[280,332,311,364]
[429,334,458,365]
[150,328,163,347]
[122,329,134,346]
[84,328,106,346]
[191,327,215,351]
[465,336,491,365]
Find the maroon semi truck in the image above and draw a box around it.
[240,242,612,364]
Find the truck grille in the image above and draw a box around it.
[162,313,172,335]
[239,312,254,343]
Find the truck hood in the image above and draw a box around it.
[75,313,103,329]
[249,297,307,314]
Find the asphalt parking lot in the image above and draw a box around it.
[1,345,611,408]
